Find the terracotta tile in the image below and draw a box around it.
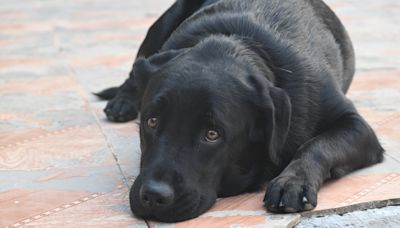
[35,171,89,182]
[95,118,141,178]
[0,76,81,96]
[0,57,49,69]
[356,108,399,128]
[0,39,18,47]
[0,10,29,21]
[94,33,145,42]
[24,188,146,227]
[74,11,120,19]
[376,125,400,142]
[209,193,265,212]
[383,48,400,57]
[0,125,109,170]
[384,141,400,162]
[352,175,400,204]
[0,189,91,227]
[0,108,97,148]
[350,155,400,176]
[58,17,157,31]
[69,54,133,68]
[349,70,400,92]
[316,175,384,210]
[172,212,300,228]
[0,22,52,34]
[96,116,139,136]
[316,173,400,210]
[0,112,48,124]
[0,189,36,203]
[0,128,50,146]
[174,215,268,228]
[0,0,399,227]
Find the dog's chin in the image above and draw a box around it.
[129,177,217,223]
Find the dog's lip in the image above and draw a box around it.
[150,196,202,222]
[132,189,214,223]
[149,194,215,223]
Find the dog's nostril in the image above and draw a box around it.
[139,180,174,208]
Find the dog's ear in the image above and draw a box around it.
[133,49,186,91]
[256,87,291,165]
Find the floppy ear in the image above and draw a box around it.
[261,87,292,165]
[133,49,186,92]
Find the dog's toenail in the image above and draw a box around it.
[304,203,314,210]
[285,207,297,213]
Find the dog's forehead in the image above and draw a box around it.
[143,52,256,117]
[158,59,248,93]
[152,83,215,110]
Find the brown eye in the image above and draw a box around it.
[147,117,158,128]
[205,130,220,142]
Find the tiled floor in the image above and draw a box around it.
[0,0,399,227]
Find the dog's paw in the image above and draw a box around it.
[104,97,138,122]
[264,175,317,213]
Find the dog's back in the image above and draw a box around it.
[163,0,354,93]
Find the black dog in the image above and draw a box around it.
[96,0,384,222]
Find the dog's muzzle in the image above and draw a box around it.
[139,180,175,209]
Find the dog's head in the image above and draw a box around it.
[130,37,291,222]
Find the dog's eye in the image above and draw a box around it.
[147,117,158,128]
[205,130,220,142]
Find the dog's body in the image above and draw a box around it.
[96,0,384,222]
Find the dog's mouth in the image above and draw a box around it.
[129,176,217,222]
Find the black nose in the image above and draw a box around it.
[139,180,174,208]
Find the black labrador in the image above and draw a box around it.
[96,0,384,222]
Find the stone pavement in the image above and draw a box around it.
[0,0,399,227]
[297,206,400,227]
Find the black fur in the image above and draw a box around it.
[93,87,118,100]
[96,0,384,222]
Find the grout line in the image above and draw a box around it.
[372,113,400,128]
[90,108,131,190]
[384,153,400,163]
[336,173,399,207]
[62,50,131,191]
[49,20,131,190]
[9,192,106,227]
[0,125,90,150]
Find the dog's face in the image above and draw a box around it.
[129,39,291,222]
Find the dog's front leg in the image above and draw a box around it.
[103,74,140,122]
[264,101,383,213]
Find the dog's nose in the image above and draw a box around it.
[139,180,174,208]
